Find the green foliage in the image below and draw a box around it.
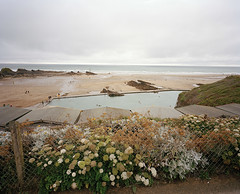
[0,67,14,75]
[176,75,240,107]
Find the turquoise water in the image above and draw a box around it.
[1,64,240,75]
[48,91,182,110]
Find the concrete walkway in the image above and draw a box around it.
[216,103,240,116]
[0,107,31,127]
[77,107,131,124]
[1,103,239,126]
[17,106,81,124]
[176,104,237,117]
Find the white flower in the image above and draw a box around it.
[45,158,49,161]
[135,174,141,182]
[129,161,132,165]
[58,158,63,164]
[110,154,116,161]
[117,175,120,179]
[82,169,86,175]
[138,162,145,168]
[84,150,91,156]
[144,179,149,186]
[111,182,115,186]
[81,138,88,144]
[48,160,52,165]
[124,147,133,154]
[233,129,239,132]
[44,163,47,167]
[110,175,115,181]
[71,182,77,189]
[78,170,82,174]
[58,140,63,144]
[116,150,120,155]
[226,128,230,131]
[66,169,71,175]
[121,172,128,180]
[72,172,76,177]
[29,158,35,163]
[99,169,103,173]
[150,167,157,177]
[234,133,240,137]
[53,183,57,188]
[32,147,38,152]
[60,149,66,154]
[238,153,240,157]
[94,153,99,157]
[113,159,117,164]
[214,129,219,132]
[141,176,145,182]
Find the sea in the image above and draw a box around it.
[1,64,240,75]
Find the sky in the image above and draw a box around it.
[0,0,240,65]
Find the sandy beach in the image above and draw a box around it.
[0,73,226,108]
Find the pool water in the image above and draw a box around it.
[48,91,182,110]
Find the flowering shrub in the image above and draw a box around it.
[164,115,240,173]
[149,127,205,180]
[28,132,156,193]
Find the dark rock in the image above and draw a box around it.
[100,88,124,97]
[127,80,158,90]
[1,68,15,76]
[86,71,97,75]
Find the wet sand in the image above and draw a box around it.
[0,73,226,108]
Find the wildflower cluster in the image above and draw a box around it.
[28,133,156,193]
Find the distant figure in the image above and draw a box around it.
[3,104,5,107]
[10,105,12,107]
[57,93,60,98]
[48,96,52,101]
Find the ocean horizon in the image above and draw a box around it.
[1,63,240,75]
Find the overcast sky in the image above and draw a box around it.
[0,0,240,65]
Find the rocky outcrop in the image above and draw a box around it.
[0,68,71,78]
[101,88,124,97]
[86,71,97,75]
[127,80,158,90]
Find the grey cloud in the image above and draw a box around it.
[0,0,240,65]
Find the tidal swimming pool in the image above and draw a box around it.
[48,91,182,110]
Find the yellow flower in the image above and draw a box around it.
[73,153,80,160]
[37,162,42,167]
[78,161,86,169]
[90,160,96,167]
[98,142,105,147]
[103,155,109,161]
[116,163,125,172]
[106,147,116,154]
[122,154,129,161]
[84,157,91,165]
[136,154,141,160]
[65,144,74,151]
[65,158,70,163]
[55,162,59,167]
[112,168,118,175]
[89,153,94,160]
[98,162,103,168]
[89,144,96,152]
